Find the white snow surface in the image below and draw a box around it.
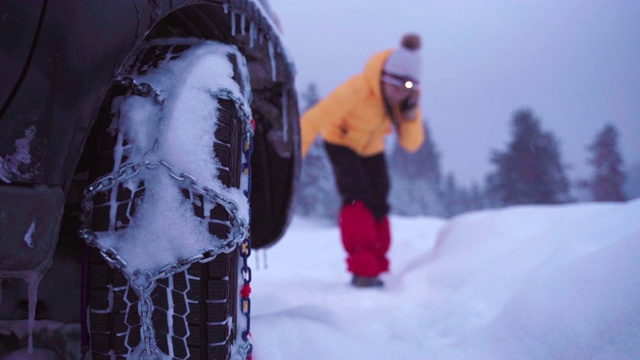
[250,199,640,360]
[1,200,638,358]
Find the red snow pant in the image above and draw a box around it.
[325,143,391,277]
[340,202,391,276]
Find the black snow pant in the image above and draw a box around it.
[324,142,390,219]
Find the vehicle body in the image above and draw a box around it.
[0,0,299,358]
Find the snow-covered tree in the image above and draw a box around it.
[389,173,445,216]
[388,120,441,183]
[293,139,341,219]
[487,109,570,206]
[299,82,320,112]
[293,83,341,219]
[587,124,626,201]
[388,120,446,216]
[439,174,487,217]
[442,173,463,216]
[467,182,487,211]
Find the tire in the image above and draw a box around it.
[82,40,252,360]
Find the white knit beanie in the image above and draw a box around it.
[383,33,422,84]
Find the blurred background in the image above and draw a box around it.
[268,0,640,218]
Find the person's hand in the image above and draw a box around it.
[398,90,420,121]
[382,80,420,124]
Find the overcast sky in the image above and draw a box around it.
[268,0,640,187]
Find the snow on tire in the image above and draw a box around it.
[82,39,253,360]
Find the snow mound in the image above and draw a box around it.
[251,200,640,359]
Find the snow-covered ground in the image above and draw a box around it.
[1,199,638,359]
[251,199,640,360]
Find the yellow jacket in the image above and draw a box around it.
[301,49,425,158]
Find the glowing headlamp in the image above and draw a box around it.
[382,73,419,90]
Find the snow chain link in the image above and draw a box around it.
[78,157,248,281]
[79,77,254,359]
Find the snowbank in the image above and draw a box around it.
[251,200,640,359]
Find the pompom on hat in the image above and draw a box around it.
[382,33,422,88]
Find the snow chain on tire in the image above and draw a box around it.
[80,42,253,360]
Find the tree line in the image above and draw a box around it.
[294,83,629,219]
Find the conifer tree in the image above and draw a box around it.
[587,124,626,201]
[388,120,446,216]
[487,109,570,206]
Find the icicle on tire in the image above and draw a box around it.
[80,39,253,360]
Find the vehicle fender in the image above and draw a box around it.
[0,185,64,276]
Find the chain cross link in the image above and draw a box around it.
[80,157,248,280]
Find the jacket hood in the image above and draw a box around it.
[363,49,393,100]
